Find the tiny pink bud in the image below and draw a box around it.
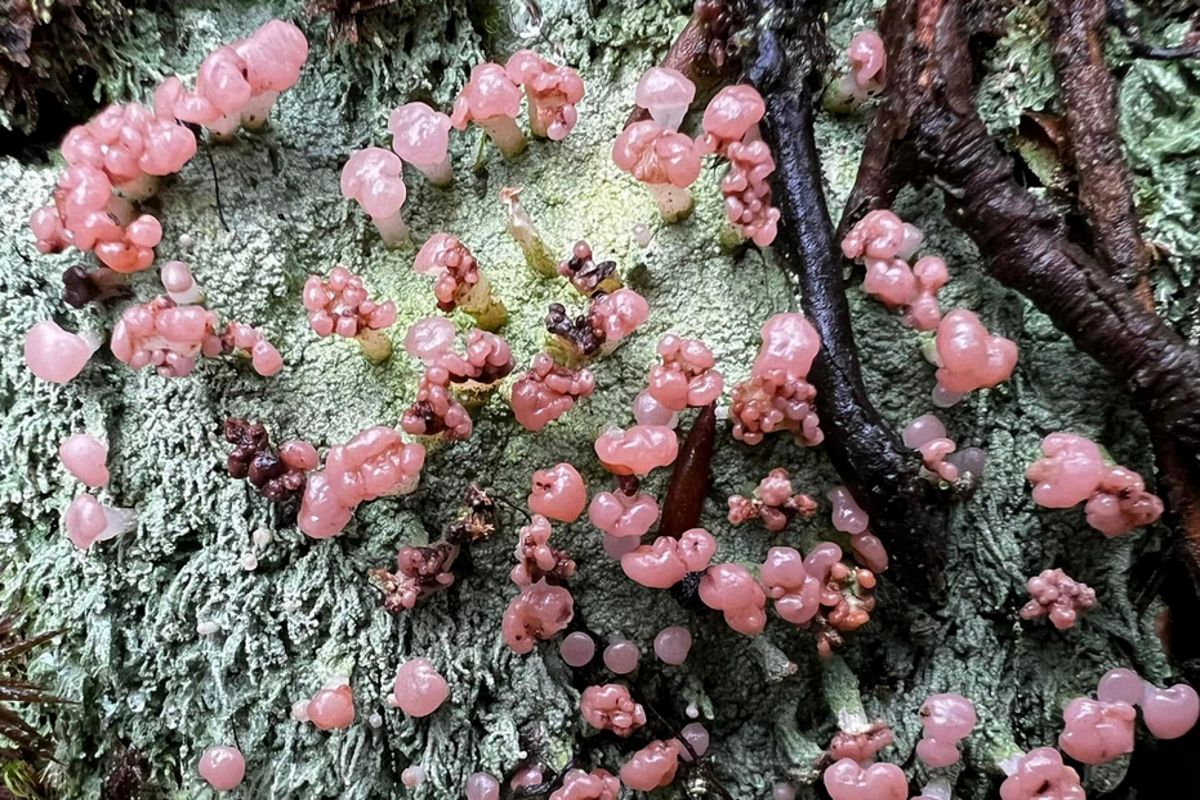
[198,746,245,792]
[59,434,110,487]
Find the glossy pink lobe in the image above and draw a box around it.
[529,463,588,522]
[25,321,95,383]
[59,434,110,487]
[581,683,646,737]
[307,684,355,730]
[822,759,907,800]
[198,746,246,792]
[393,657,449,718]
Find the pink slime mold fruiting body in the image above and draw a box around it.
[619,739,685,792]
[547,289,650,361]
[110,297,220,378]
[932,310,1017,406]
[699,562,768,636]
[722,139,781,246]
[414,233,508,330]
[59,434,110,487]
[529,463,588,522]
[916,693,977,768]
[612,120,702,222]
[198,746,246,792]
[654,626,692,665]
[1141,681,1200,739]
[842,210,948,330]
[698,84,765,156]
[510,514,576,587]
[389,102,454,186]
[557,240,622,297]
[999,748,1085,800]
[307,684,355,730]
[1057,697,1135,765]
[594,425,679,476]
[621,528,716,589]
[451,63,527,157]
[393,657,449,717]
[728,468,817,532]
[648,334,724,411]
[763,543,879,654]
[64,494,138,551]
[761,546,824,625]
[509,353,595,431]
[302,265,397,363]
[828,724,895,763]
[732,313,824,446]
[505,50,584,141]
[634,67,696,131]
[590,486,660,539]
[340,147,409,246]
[373,541,461,611]
[24,320,100,383]
[828,31,887,112]
[902,414,975,484]
[502,578,574,654]
[822,758,907,800]
[1020,568,1096,630]
[581,683,646,737]
[548,769,620,800]
[161,260,204,305]
[633,389,678,427]
[401,364,475,441]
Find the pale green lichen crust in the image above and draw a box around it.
[0,1,1195,798]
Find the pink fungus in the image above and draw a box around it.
[1020,568,1096,630]
[1058,697,1135,765]
[24,320,99,383]
[760,546,823,625]
[109,297,219,378]
[60,102,196,199]
[634,67,696,131]
[633,389,678,427]
[466,773,501,800]
[302,265,397,362]
[401,366,474,441]
[388,102,454,185]
[511,514,576,587]
[403,316,458,365]
[1141,682,1200,740]
[502,579,574,653]
[594,425,679,476]
[722,139,781,246]
[307,684,355,730]
[509,353,595,431]
[560,631,596,667]
[612,120,702,222]
[59,434,110,488]
[341,147,409,246]
[161,260,204,305]
[829,724,895,763]
[64,494,137,550]
[699,84,766,156]
[699,563,767,636]
[413,233,508,330]
[220,322,283,377]
[829,31,888,111]
[999,748,1085,800]
[296,472,355,539]
[653,626,692,665]
[648,334,724,411]
[1027,433,1105,508]
[549,769,620,800]
[232,20,308,125]
[603,640,640,674]
[505,50,584,141]
[393,657,449,718]
[198,746,245,792]
[557,240,622,297]
[529,463,588,523]
[372,540,461,611]
[582,683,646,736]
[842,211,948,329]
[592,289,650,349]
[728,468,817,532]
[678,722,709,760]
[916,694,977,768]
[841,209,921,263]
[619,739,684,792]
[451,63,526,157]
[589,486,659,539]
[1084,465,1164,537]
[822,759,907,800]
[732,313,823,445]
[401,766,426,788]
[325,426,425,506]
[828,486,869,535]
[1097,668,1144,705]
[932,310,1017,405]
[621,528,716,589]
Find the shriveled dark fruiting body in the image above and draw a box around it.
[62,265,130,309]
[223,419,307,502]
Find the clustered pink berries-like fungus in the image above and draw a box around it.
[826,487,889,573]
[648,334,724,411]
[303,265,397,362]
[392,657,449,718]
[505,50,585,141]
[916,693,977,768]
[621,528,716,589]
[902,414,988,485]
[595,425,679,476]
[727,468,817,532]
[510,515,576,587]
[722,139,781,247]
[340,147,409,246]
[59,434,110,487]
[828,723,895,763]
[451,63,527,157]
[1092,667,1199,740]
[700,562,768,636]
[64,494,138,551]
[580,683,646,737]
[109,297,217,378]
[388,102,454,186]
[698,84,765,156]
[1019,568,1096,630]
[761,543,879,655]
[589,482,660,543]
[841,210,948,330]
[502,579,574,654]
[414,233,508,330]
[548,769,620,800]
[999,748,1084,800]
[822,758,907,800]
[731,313,824,447]
[1026,432,1163,536]
[1058,696,1135,765]
[612,120,703,222]
[509,353,596,431]
[931,310,1017,406]
[619,739,685,793]
[24,320,101,384]
[829,31,887,111]
[528,463,588,523]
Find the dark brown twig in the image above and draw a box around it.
[660,403,717,539]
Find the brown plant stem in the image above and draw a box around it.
[660,403,716,539]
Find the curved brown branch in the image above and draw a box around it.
[660,403,717,539]
[748,2,948,600]
[854,0,1200,571]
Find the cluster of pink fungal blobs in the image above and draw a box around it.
[389,102,454,186]
[510,514,576,587]
[557,240,621,296]
[59,434,110,488]
[999,748,1084,800]
[619,739,685,792]
[828,723,895,763]
[622,527,716,589]
[731,313,824,447]
[581,683,646,737]
[826,487,889,574]
[549,769,620,800]
[648,334,724,410]
[699,562,768,636]
[727,468,817,532]
[374,540,460,611]
[528,463,588,523]
[822,758,907,800]
[903,414,988,486]
[340,148,409,245]
[761,542,878,654]
[829,30,887,111]
[612,119,703,222]
[298,426,425,539]
[1019,568,1096,630]
[501,578,575,654]
[546,288,650,362]
[1027,433,1163,536]
[916,694,977,768]
[302,265,397,362]
[930,310,1018,407]
[414,233,508,330]
[594,424,679,476]
[589,481,660,545]
[64,494,138,551]
[509,353,596,431]
[300,681,356,731]
[841,209,949,331]
[392,657,449,718]
[23,321,102,384]
[505,50,585,142]
[701,84,780,246]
